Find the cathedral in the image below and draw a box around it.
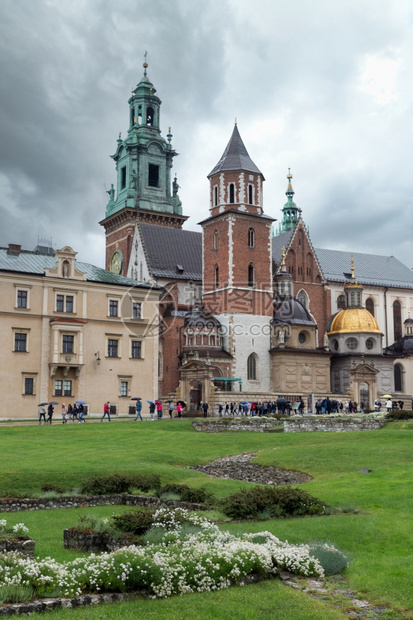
[100,61,413,412]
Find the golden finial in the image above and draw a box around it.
[168,126,171,132]
[143,50,148,75]
[234,117,237,125]
[287,167,292,181]
[118,132,121,138]
[350,253,355,279]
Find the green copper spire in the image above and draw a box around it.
[105,55,182,219]
[278,169,300,233]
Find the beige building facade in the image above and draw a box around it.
[0,244,160,419]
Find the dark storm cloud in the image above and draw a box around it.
[0,0,411,270]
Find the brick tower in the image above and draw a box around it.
[200,124,275,391]
[100,58,187,276]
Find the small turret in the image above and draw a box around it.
[279,169,300,233]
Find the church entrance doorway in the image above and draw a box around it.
[360,382,369,409]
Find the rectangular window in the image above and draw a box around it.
[66,295,74,313]
[14,333,27,352]
[121,166,127,190]
[108,339,119,357]
[132,302,141,319]
[54,380,63,396]
[56,294,64,312]
[64,380,72,396]
[109,300,118,317]
[131,340,142,359]
[24,377,34,395]
[62,334,74,354]
[17,290,27,308]
[120,381,128,397]
[148,164,159,187]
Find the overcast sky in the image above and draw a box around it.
[0,0,412,271]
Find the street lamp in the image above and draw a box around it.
[95,351,101,366]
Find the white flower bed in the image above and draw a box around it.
[0,509,334,600]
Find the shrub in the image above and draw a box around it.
[112,508,154,535]
[385,410,413,421]
[0,585,36,604]
[219,486,326,520]
[80,474,162,496]
[156,484,214,505]
[307,542,349,575]
[80,474,134,495]
[129,474,161,493]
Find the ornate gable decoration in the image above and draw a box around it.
[44,246,87,281]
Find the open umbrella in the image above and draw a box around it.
[382,394,392,398]
[75,400,86,405]
[147,400,154,405]
[155,400,162,405]
[177,400,186,407]
[130,397,142,401]
[49,401,59,405]
[38,402,48,407]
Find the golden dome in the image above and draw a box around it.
[329,308,382,335]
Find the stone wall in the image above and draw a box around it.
[0,539,35,557]
[192,416,385,433]
[0,494,209,514]
[283,416,385,432]
[63,530,119,553]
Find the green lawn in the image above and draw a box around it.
[0,419,412,618]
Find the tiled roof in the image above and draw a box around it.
[314,248,413,289]
[140,225,202,280]
[208,125,263,177]
[0,248,153,288]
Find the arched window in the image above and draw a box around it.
[297,290,308,309]
[337,294,346,310]
[248,263,254,287]
[248,228,255,247]
[366,298,375,317]
[146,106,154,126]
[393,300,402,341]
[213,230,218,250]
[214,186,218,206]
[247,354,257,380]
[394,364,403,392]
[248,184,253,204]
[214,265,219,289]
[229,183,235,204]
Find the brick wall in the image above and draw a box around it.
[285,222,332,345]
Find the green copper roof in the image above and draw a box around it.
[0,247,155,288]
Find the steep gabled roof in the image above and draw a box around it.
[208,124,263,177]
[140,224,202,281]
[271,230,295,265]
